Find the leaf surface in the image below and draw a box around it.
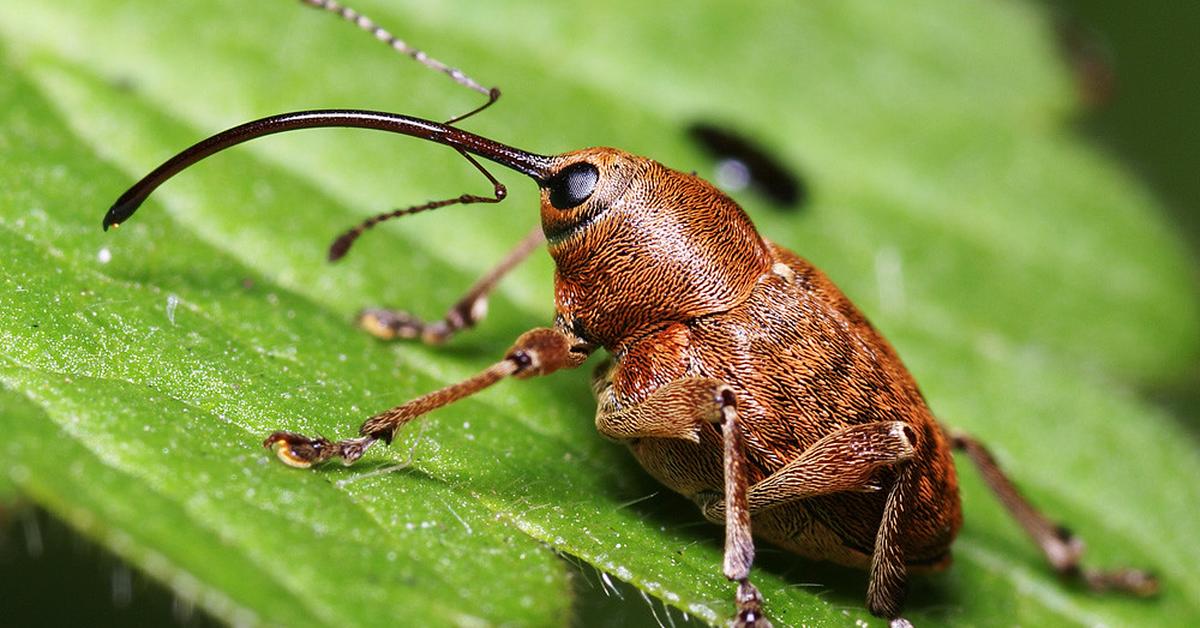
[0,1,1197,626]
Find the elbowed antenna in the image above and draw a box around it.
[102,109,555,230]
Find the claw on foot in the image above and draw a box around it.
[263,431,376,468]
[732,580,772,628]
[264,431,331,468]
[1083,567,1159,597]
[357,308,449,344]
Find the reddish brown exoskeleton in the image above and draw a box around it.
[103,2,1157,625]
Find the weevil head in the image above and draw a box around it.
[100,107,771,351]
[537,147,772,348]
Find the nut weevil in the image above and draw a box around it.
[102,2,1159,625]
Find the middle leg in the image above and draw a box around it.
[696,420,920,625]
[699,421,917,520]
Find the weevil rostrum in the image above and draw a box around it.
[102,2,1158,626]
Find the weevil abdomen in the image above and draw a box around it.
[598,241,961,569]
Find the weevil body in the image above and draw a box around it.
[545,147,962,579]
[105,2,1157,626]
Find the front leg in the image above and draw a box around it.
[715,390,773,628]
[593,374,771,627]
[267,323,590,467]
[593,374,731,442]
[359,226,544,344]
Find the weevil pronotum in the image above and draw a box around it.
[103,2,1158,625]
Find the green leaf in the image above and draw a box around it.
[1,1,1197,627]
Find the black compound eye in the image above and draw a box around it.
[546,162,599,210]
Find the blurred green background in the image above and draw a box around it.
[1045,0,1200,427]
[2,1,1197,626]
[1047,2,1200,254]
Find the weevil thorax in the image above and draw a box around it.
[538,147,773,349]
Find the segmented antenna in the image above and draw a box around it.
[300,0,500,124]
[328,150,508,261]
[297,0,514,260]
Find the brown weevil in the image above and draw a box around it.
[103,1,1158,625]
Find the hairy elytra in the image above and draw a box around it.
[103,2,1159,626]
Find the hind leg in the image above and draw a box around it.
[948,430,1157,595]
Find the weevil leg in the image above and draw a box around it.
[695,420,918,624]
[948,429,1158,596]
[593,375,732,442]
[358,226,545,344]
[711,389,773,628]
[867,463,916,621]
[699,421,918,521]
[592,377,772,625]
[266,324,591,467]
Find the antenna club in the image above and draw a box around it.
[329,233,355,262]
